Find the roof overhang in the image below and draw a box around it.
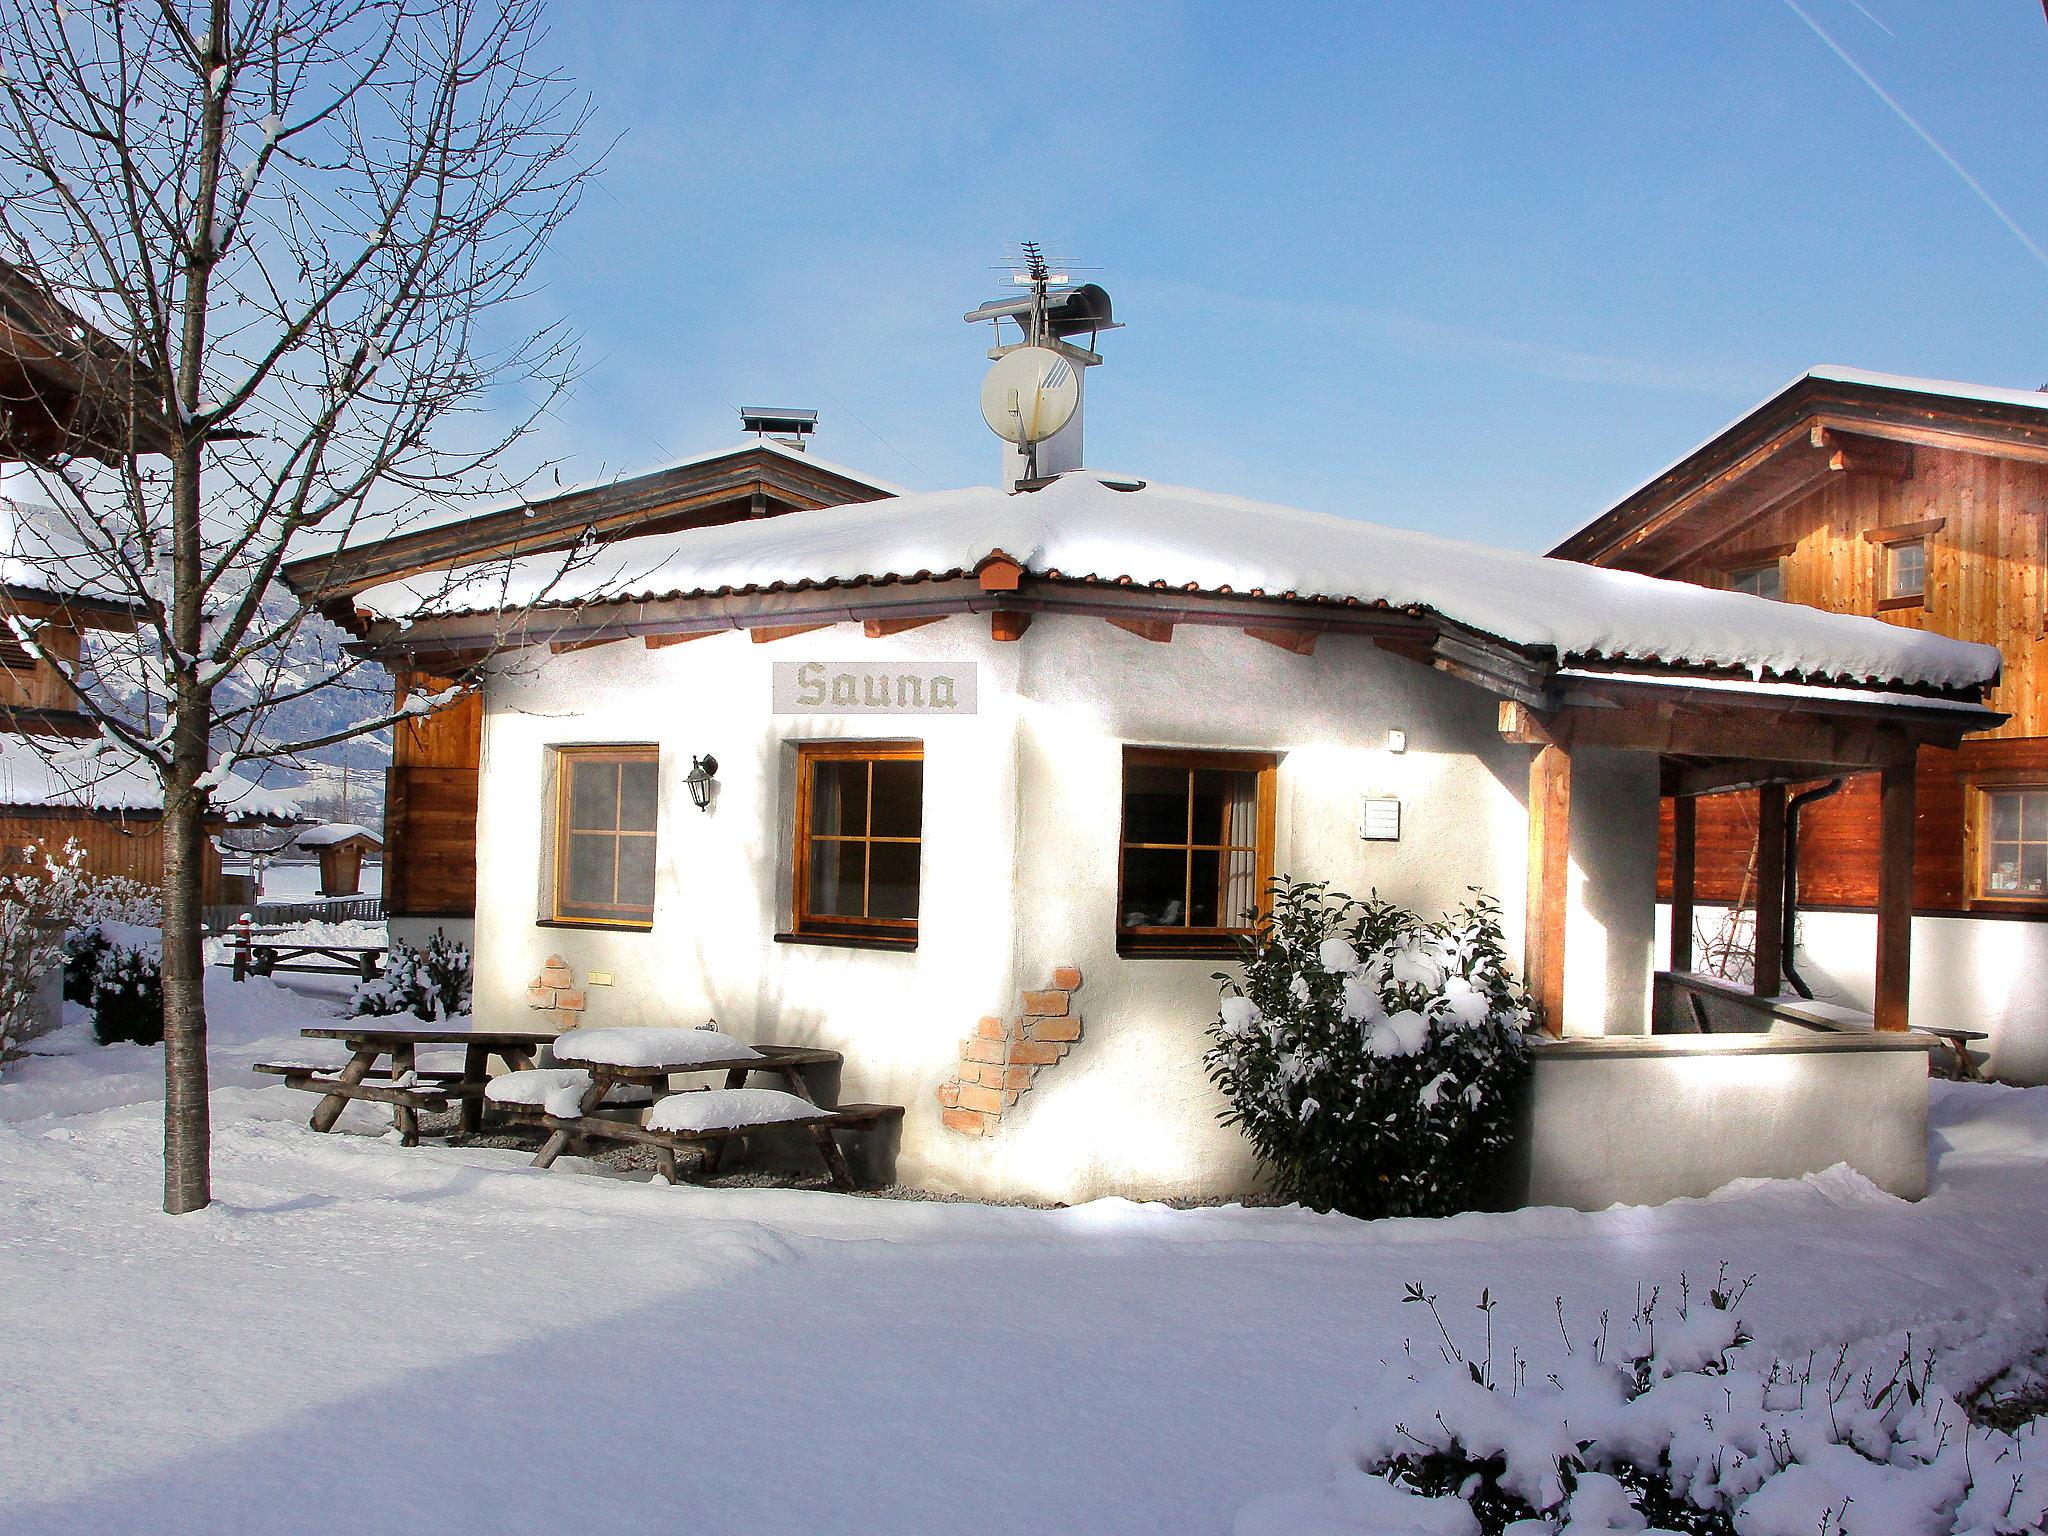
[354,573,1999,769]
[1551,371,2048,574]
[281,442,898,632]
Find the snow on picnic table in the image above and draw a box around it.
[1,980,2045,1536]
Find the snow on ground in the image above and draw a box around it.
[2,983,2045,1535]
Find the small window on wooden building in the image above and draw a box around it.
[1117,748,1276,956]
[790,741,923,945]
[548,745,659,927]
[1885,539,1926,601]
[1977,785,2048,901]
[1728,561,1783,601]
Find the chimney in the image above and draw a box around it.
[966,248,1118,490]
[738,406,818,453]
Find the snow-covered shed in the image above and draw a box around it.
[294,821,382,897]
[312,456,1999,1206]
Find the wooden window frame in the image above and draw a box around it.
[787,739,924,949]
[1864,517,1943,612]
[547,744,659,930]
[1116,747,1278,959]
[1963,772,2048,913]
[1726,560,1784,601]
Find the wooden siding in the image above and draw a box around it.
[383,673,481,918]
[0,809,226,903]
[1650,441,2048,920]
[1658,736,2048,916]
[1660,444,2048,740]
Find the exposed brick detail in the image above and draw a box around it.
[935,965,1083,1135]
[527,954,589,1030]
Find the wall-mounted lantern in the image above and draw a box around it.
[685,754,719,812]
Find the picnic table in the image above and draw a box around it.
[257,1023,560,1144]
[522,1042,853,1182]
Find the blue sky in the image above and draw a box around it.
[509,1,2048,552]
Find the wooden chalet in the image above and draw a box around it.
[1551,366,2048,1078]
[0,260,175,464]
[281,440,901,929]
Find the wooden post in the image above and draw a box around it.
[1875,759,1917,1032]
[1752,784,1786,998]
[1670,795,1696,974]
[231,912,253,983]
[1525,743,1571,1037]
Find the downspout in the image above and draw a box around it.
[1780,777,1847,999]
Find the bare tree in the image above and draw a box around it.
[0,0,599,1211]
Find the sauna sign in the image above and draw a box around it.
[773,660,977,716]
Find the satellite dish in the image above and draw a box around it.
[980,346,1079,445]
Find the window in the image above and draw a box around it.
[1886,539,1926,601]
[1729,562,1783,601]
[1978,785,2048,901]
[549,746,659,927]
[1117,748,1276,956]
[1864,517,1942,610]
[791,741,924,944]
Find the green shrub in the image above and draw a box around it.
[1207,879,1531,1219]
[352,930,472,1021]
[90,933,164,1046]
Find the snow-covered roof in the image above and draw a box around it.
[296,821,380,849]
[289,438,907,561]
[1580,366,2048,544]
[0,732,299,820]
[357,470,2001,693]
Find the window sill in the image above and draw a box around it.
[1968,897,2048,916]
[536,917,653,934]
[1875,593,1926,612]
[1116,934,1251,961]
[774,930,918,953]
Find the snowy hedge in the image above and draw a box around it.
[1207,880,1532,1219]
[1236,1278,2045,1536]
[353,928,471,1021]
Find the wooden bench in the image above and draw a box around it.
[496,1098,905,1190]
[254,1061,455,1139]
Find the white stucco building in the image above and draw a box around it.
[295,463,1999,1205]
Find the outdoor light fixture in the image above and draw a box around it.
[685,754,719,812]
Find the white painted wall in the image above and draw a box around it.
[467,615,1661,1201]
[1504,1033,1931,1207]
[1658,903,2048,1084]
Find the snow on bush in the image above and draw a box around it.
[1236,1276,2045,1536]
[0,840,158,1055]
[1207,879,1532,1218]
[86,923,164,1046]
[352,928,471,1021]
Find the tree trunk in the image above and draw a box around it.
[160,0,230,1216]
[160,714,212,1214]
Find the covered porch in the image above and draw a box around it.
[1497,670,1999,1206]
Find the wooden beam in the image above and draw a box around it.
[1525,744,1571,1036]
[1752,784,1787,998]
[1499,699,1555,747]
[549,634,625,656]
[976,555,1023,593]
[644,630,716,649]
[749,623,830,644]
[1106,616,1173,644]
[1670,795,1696,974]
[1811,424,1914,480]
[1243,625,1317,655]
[864,614,946,639]
[1874,759,1916,1031]
[990,610,1030,642]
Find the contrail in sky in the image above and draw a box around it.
[1781,0,2048,272]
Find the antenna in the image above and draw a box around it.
[965,244,1117,488]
